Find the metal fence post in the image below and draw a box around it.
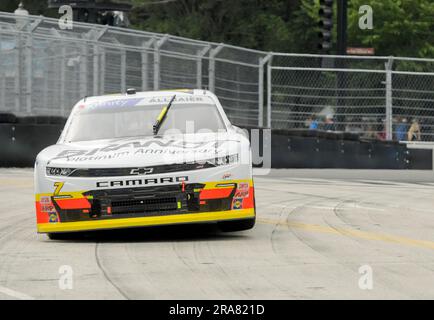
[266,56,273,128]
[0,75,4,112]
[93,27,107,96]
[142,38,155,92]
[26,20,42,115]
[0,56,4,111]
[385,57,394,140]
[15,33,22,114]
[120,48,126,93]
[42,42,48,112]
[154,35,169,90]
[258,53,272,128]
[100,47,105,94]
[25,33,32,114]
[0,29,4,110]
[93,45,99,96]
[196,45,211,89]
[80,44,88,98]
[0,27,2,108]
[60,44,66,116]
[208,44,224,93]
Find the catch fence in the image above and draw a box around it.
[1,12,433,140]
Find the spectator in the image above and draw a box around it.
[345,117,362,134]
[376,125,386,141]
[407,118,421,141]
[308,116,319,130]
[323,115,335,131]
[363,124,377,139]
[395,117,408,141]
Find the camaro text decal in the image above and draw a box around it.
[96,176,188,188]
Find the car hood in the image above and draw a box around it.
[37,132,248,168]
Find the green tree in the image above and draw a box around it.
[347,0,434,58]
[1,0,434,58]
[130,0,299,52]
[287,0,321,53]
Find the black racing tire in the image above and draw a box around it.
[47,233,70,240]
[218,217,256,232]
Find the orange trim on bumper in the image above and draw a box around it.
[200,187,234,200]
[54,197,91,210]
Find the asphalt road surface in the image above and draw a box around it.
[1,168,434,300]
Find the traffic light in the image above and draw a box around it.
[318,0,333,52]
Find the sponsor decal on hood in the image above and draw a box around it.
[50,139,239,163]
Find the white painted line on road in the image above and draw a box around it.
[0,285,35,300]
[351,203,385,211]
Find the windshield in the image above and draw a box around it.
[63,98,227,142]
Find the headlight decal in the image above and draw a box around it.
[205,154,239,167]
[46,167,76,177]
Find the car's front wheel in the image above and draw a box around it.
[218,218,255,232]
[47,233,70,240]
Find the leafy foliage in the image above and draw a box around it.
[130,0,299,52]
[0,0,433,58]
[131,0,434,58]
[347,0,434,58]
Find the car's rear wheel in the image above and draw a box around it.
[218,217,255,232]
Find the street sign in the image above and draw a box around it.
[346,47,375,55]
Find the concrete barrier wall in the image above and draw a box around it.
[270,131,431,169]
[0,124,62,167]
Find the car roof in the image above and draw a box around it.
[63,88,232,133]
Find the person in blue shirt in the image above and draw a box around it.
[395,118,408,141]
[309,117,319,130]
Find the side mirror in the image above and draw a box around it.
[231,125,249,140]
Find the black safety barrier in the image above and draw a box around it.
[0,123,64,167]
[0,112,17,124]
[247,128,432,170]
[0,121,432,169]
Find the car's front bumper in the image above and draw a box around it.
[35,178,255,233]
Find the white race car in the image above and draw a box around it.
[34,89,256,238]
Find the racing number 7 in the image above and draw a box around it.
[53,182,64,196]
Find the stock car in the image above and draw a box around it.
[34,89,256,239]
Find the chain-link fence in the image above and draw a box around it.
[270,54,434,141]
[0,12,266,128]
[1,12,434,140]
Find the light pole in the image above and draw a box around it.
[337,0,348,55]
